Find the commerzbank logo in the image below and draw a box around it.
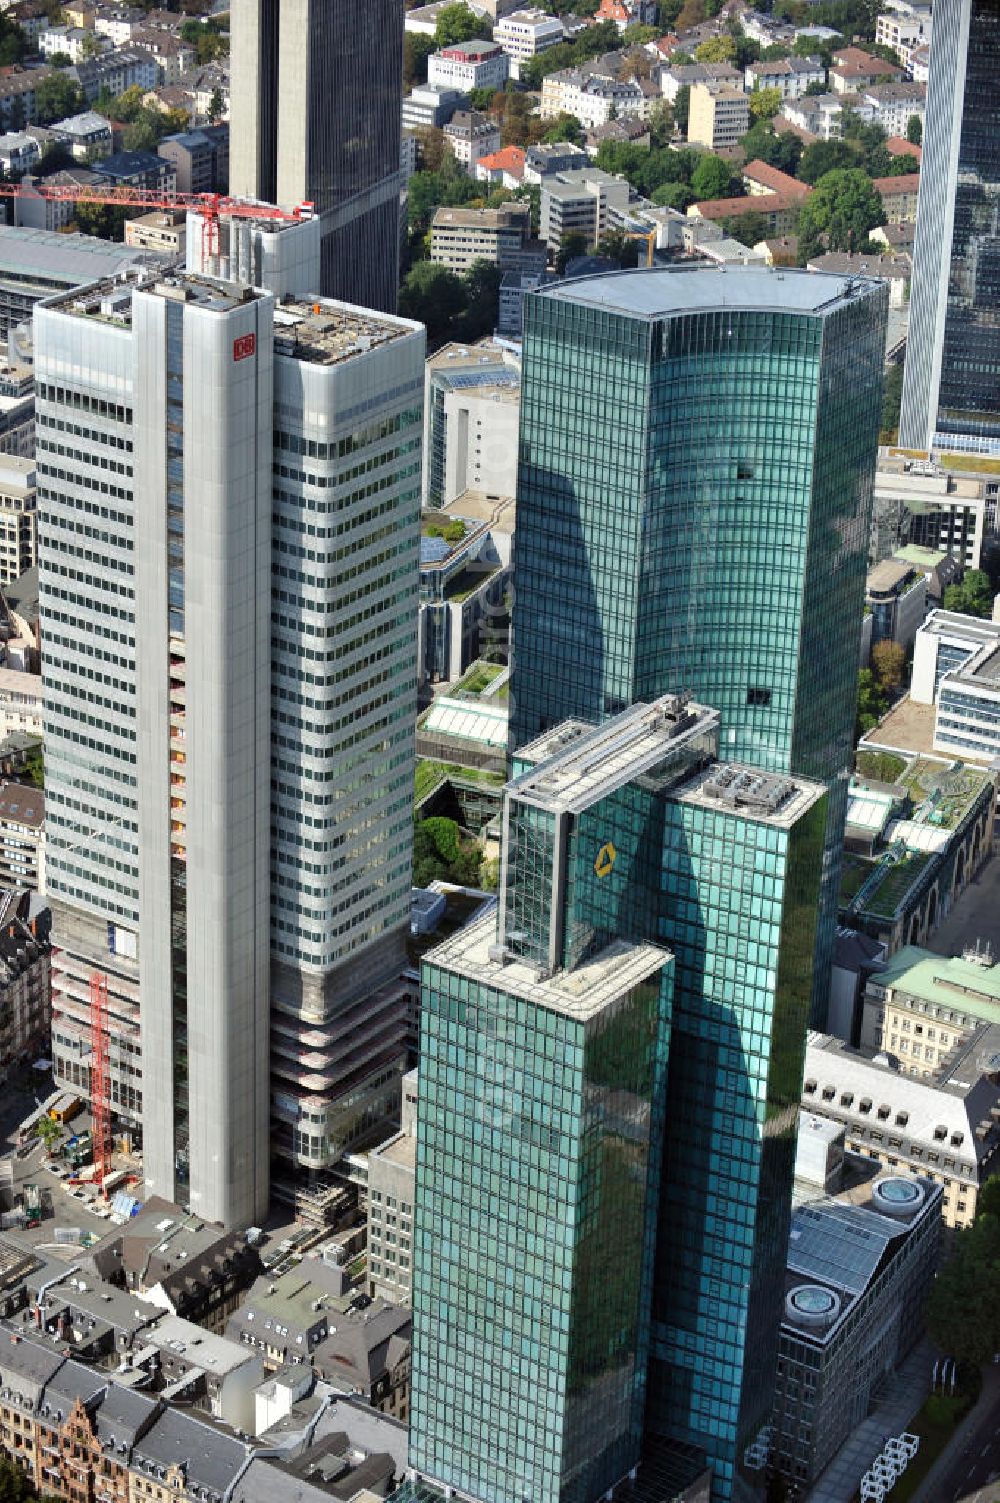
[594,842,616,879]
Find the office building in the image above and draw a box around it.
[37,271,424,1226]
[429,202,540,273]
[859,943,1000,1072]
[864,559,927,657]
[423,338,521,507]
[510,267,887,1035]
[406,694,827,1503]
[539,167,631,252]
[427,40,510,93]
[0,226,160,339]
[911,609,1000,761]
[872,450,994,568]
[230,0,405,310]
[0,456,35,585]
[367,1068,417,1305]
[771,1170,941,1491]
[802,1031,1000,1229]
[418,502,513,684]
[900,0,1000,454]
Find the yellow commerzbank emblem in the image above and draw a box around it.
[594,842,617,879]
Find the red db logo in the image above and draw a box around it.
[233,333,256,361]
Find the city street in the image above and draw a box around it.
[927,852,1000,960]
[911,1368,1000,1503]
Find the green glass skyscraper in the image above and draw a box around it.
[509,266,886,1032]
[407,695,827,1503]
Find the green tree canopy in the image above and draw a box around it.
[906,112,922,144]
[749,85,783,120]
[0,1453,36,1503]
[434,3,487,47]
[673,83,690,135]
[651,180,694,210]
[721,210,769,246]
[926,1184,1000,1367]
[741,120,803,174]
[694,34,736,61]
[403,31,435,87]
[690,152,735,200]
[796,168,883,257]
[543,111,584,144]
[797,137,857,183]
[943,569,994,619]
[34,71,85,124]
[856,668,888,739]
[457,258,504,339]
[399,260,467,344]
[555,229,588,272]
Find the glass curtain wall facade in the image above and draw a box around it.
[407,698,827,1503]
[509,268,886,1025]
[230,0,404,310]
[900,0,1000,455]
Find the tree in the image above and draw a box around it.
[673,83,690,136]
[0,1454,36,1503]
[879,360,903,443]
[458,258,504,339]
[435,2,489,46]
[871,639,906,694]
[797,137,857,183]
[399,260,467,344]
[403,30,435,87]
[34,71,85,124]
[555,229,588,271]
[597,230,641,267]
[856,668,888,738]
[722,210,769,246]
[122,107,165,152]
[690,152,734,201]
[0,15,25,67]
[740,120,802,174]
[113,83,145,122]
[651,180,694,210]
[647,98,674,148]
[35,1115,62,1157]
[943,569,994,619]
[48,50,72,67]
[413,125,451,172]
[749,85,783,120]
[694,34,736,61]
[926,1187,1000,1368]
[796,168,883,257]
[413,815,483,887]
[207,86,224,123]
[543,111,584,144]
[906,112,922,145]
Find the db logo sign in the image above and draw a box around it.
[233,333,256,362]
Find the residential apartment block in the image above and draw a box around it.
[744,54,824,98]
[493,8,564,76]
[687,80,751,148]
[0,890,50,1083]
[367,1067,417,1304]
[37,271,424,1226]
[442,109,500,170]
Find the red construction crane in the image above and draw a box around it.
[0,183,315,262]
[89,971,111,1193]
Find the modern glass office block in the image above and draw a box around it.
[510,267,885,1030]
[410,925,672,1503]
[409,697,827,1503]
[901,0,1000,455]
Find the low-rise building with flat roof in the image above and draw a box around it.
[864,557,928,658]
[0,457,36,586]
[430,202,539,272]
[687,79,750,149]
[910,609,1000,763]
[771,1167,941,1490]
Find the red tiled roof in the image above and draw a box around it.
[741,159,811,199]
[692,190,802,220]
[477,145,526,173]
[872,173,920,195]
[886,136,922,160]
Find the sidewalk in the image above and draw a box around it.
[806,1339,933,1503]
